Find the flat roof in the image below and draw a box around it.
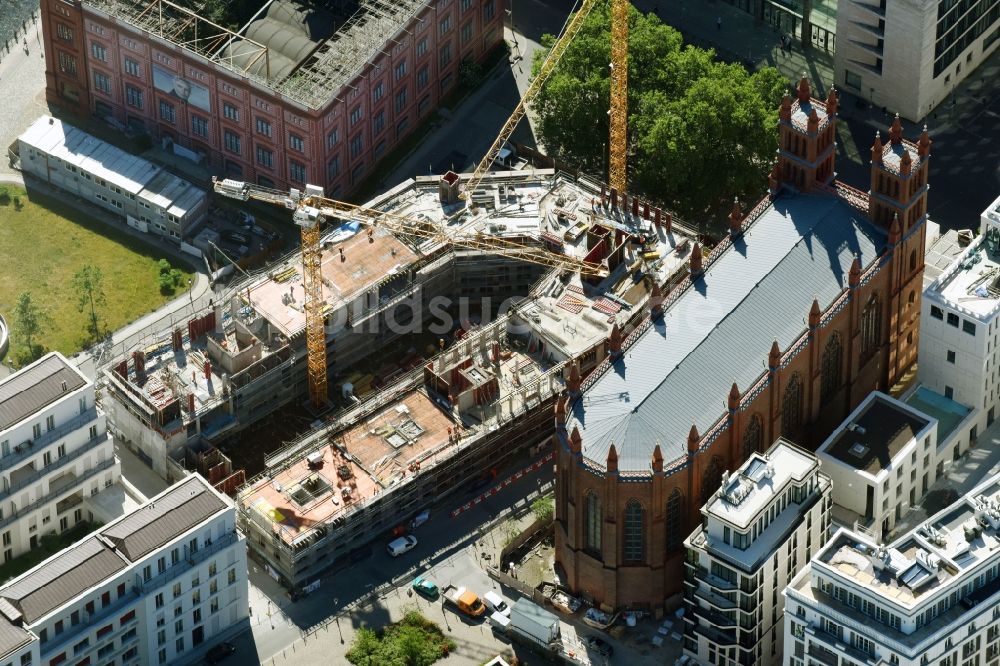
[0,352,88,433]
[905,385,970,442]
[245,224,419,338]
[928,230,1000,320]
[821,393,930,475]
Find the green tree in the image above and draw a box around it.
[73,265,107,340]
[531,495,555,523]
[531,6,785,218]
[12,291,48,361]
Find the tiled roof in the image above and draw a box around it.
[0,353,87,432]
[101,475,227,561]
[568,192,886,471]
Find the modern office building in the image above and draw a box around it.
[0,473,247,666]
[683,439,831,666]
[836,0,1000,121]
[39,0,504,195]
[720,0,838,53]
[18,115,208,239]
[0,352,120,561]
[784,472,1000,666]
[554,79,929,611]
[816,391,938,540]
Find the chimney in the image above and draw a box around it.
[439,171,461,204]
[204,359,211,380]
[61,380,68,391]
[188,393,195,414]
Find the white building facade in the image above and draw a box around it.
[0,473,247,666]
[0,352,119,561]
[817,391,938,540]
[683,439,832,666]
[835,0,1000,121]
[919,194,1000,458]
[784,472,1000,666]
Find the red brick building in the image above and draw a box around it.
[40,0,504,196]
[554,78,930,611]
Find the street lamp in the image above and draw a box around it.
[188,277,194,308]
[506,1,517,50]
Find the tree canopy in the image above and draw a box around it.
[347,612,455,666]
[531,5,786,219]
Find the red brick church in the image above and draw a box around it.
[554,76,929,611]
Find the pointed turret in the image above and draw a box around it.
[690,242,703,277]
[728,198,743,236]
[807,107,819,134]
[825,86,838,116]
[809,298,821,328]
[768,161,781,193]
[554,396,567,427]
[569,425,582,453]
[652,444,663,473]
[567,361,582,394]
[796,74,811,103]
[687,424,700,454]
[728,382,740,412]
[606,444,618,473]
[888,213,902,245]
[769,340,781,369]
[871,131,883,164]
[650,281,664,317]
[609,322,622,356]
[918,125,932,158]
[849,256,862,288]
[889,113,903,145]
[779,94,792,122]
[900,149,912,176]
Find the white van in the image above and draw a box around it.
[482,590,510,617]
[386,535,418,557]
[488,611,511,633]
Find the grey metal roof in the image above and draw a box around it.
[0,617,31,659]
[0,353,87,432]
[568,192,886,470]
[101,475,227,561]
[0,538,127,623]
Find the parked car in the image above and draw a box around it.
[411,576,439,599]
[387,535,418,557]
[221,230,249,245]
[482,590,509,617]
[585,635,614,658]
[409,510,430,530]
[206,642,236,663]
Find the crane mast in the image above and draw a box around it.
[608,0,629,192]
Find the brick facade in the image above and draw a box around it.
[554,79,929,611]
[40,0,504,196]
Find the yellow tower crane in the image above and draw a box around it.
[608,0,629,192]
[212,0,630,410]
[212,179,606,408]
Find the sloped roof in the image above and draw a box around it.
[101,475,227,560]
[0,353,87,432]
[0,538,127,624]
[568,192,886,470]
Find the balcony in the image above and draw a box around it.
[0,434,106,504]
[691,583,738,611]
[138,531,242,594]
[0,457,116,531]
[0,408,99,472]
[689,602,738,629]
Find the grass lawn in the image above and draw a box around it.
[0,521,102,585]
[0,185,193,365]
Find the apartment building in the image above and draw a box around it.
[0,474,247,666]
[784,472,1000,665]
[919,193,1000,458]
[18,115,208,240]
[836,0,1000,120]
[683,439,832,666]
[40,0,504,195]
[0,352,119,562]
[817,391,938,540]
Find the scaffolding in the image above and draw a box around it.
[84,0,428,110]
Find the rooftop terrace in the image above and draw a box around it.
[820,393,931,476]
[928,226,1000,320]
